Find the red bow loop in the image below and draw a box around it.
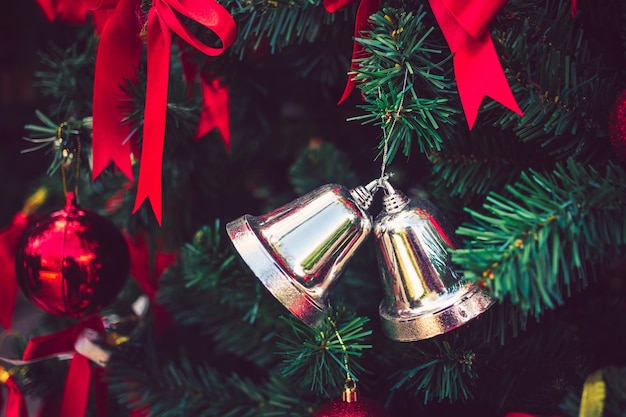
[22,317,106,417]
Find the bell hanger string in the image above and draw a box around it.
[58,122,81,199]
[377,67,410,194]
[327,316,357,391]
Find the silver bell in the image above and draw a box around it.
[226,182,376,328]
[374,182,494,341]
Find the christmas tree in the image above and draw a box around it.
[0,0,625,416]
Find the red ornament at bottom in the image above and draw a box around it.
[15,193,130,318]
[314,383,390,417]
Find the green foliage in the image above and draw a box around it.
[277,311,372,397]
[33,33,97,119]
[454,160,626,317]
[288,142,359,194]
[490,0,616,164]
[390,338,479,403]
[348,7,459,164]
[225,0,348,56]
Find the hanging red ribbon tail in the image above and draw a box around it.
[0,213,29,330]
[132,0,236,225]
[178,46,231,150]
[22,317,105,417]
[2,374,28,417]
[571,0,578,16]
[428,0,523,129]
[324,0,380,104]
[196,76,231,150]
[91,0,142,182]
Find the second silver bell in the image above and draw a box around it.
[374,183,494,341]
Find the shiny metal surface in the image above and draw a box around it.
[374,185,494,341]
[15,193,130,318]
[226,183,374,327]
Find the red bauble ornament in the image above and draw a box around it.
[314,385,390,417]
[15,193,130,318]
[609,90,626,163]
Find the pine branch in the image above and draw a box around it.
[224,0,349,57]
[277,310,372,397]
[453,159,626,318]
[33,33,97,119]
[107,350,267,417]
[348,7,459,164]
[389,338,479,403]
[288,142,359,194]
[428,127,545,200]
[489,0,616,164]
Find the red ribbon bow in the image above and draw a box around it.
[36,0,236,226]
[427,0,523,128]
[131,0,237,224]
[325,0,523,129]
[21,317,106,417]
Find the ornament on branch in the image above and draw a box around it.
[16,127,130,318]
[226,181,377,327]
[15,192,130,318]
[374,180,494,341]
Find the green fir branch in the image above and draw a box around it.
[277,311,372,397]
[33,34,97,119]
[428,127,545,199]
[225,0,347,57]
[288,142,359,194]
[390,339,479,403]
[453,159,626,317]
[489,0,616,163]
[348,7,459,164]
[107,352,266,417]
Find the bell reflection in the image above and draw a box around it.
[374,181,494,341]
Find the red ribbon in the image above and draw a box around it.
[91,0,143,184]
[21,316,105,417]
[179,47,232,148]
[323,0,381,104]
[1,374,28,417]
[0,212,29,330]
[131,0,237,224]
[427,0,523,129]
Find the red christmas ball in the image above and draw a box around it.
[314,386,390,417]
[15,193,130,318]
[609,90,626,163]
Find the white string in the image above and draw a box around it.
[379,67,410,183]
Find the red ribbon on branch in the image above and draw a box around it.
[323,0,380,104]
[131,0,236,224]
[21,316,105,417]
[427,0,523,128]
[35,0,236,226]
[325,0,523,129]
